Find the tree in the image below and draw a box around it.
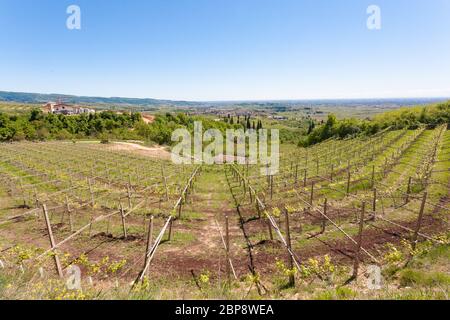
[257,120,263,130]
[307,120,315,134]
[321,114,337,139]
[29,109,43,122]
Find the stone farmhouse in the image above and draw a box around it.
[43,102,95,115]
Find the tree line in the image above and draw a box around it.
[224,114,264,131]
[1,101,448,146]
[0,109,263,144]
[300,101,450,146]
[0,110,141,142]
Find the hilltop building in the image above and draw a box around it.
[43,102,95,115]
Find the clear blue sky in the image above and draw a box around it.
[0,0,449,101]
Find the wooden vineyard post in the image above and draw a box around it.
[142,198,149,232]
[405,177,412,204]
[186,186,191,205]
[33,188,39,208]
[105,167,110,187]
[412,192,427,251]
[372,188,377,220]
[225,215,231,285]
[346,167,351,196]
[178,201,183,219]
[135,168,141,186]
[295,165,299,185]
[65,195,73,232]
[321,199,327,234]
[69,178,75,200]
[168,219,173,241]
[127,183,132,210]
[88,179,95,208]
[143,216,154,277]
[88,212,94,238]
[19,178,26,208]
[6,179,13,198]
[303,169,307,187]
[371,165,376,189]
[284,209,295,287]
[384,158,388,177]
[162,164,169,201]
[42,204,63,278]
[316,158,319,175]
[310,182,315,208]
[120,202,127,239]
[352,202,365,279]
[106,215,112,235]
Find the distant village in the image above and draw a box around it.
[187,107,288,121]
[42,102,96,115]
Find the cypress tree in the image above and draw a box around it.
[257,120,263,130]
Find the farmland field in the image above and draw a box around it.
[0,126,448,300]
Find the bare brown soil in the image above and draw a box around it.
[106,142,171,160]
[141,114,155,124]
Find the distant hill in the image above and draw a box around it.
[1,90,448,111]
[0,91,198,109]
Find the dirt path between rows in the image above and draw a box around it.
[148,168,242,277]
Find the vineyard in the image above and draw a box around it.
[0,127,449,299]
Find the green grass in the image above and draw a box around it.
[170,231,196,245]
[179,211,207,221]
[0,102,40,115]
[399,269,450,287]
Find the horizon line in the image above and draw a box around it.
[1,89,449,105]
